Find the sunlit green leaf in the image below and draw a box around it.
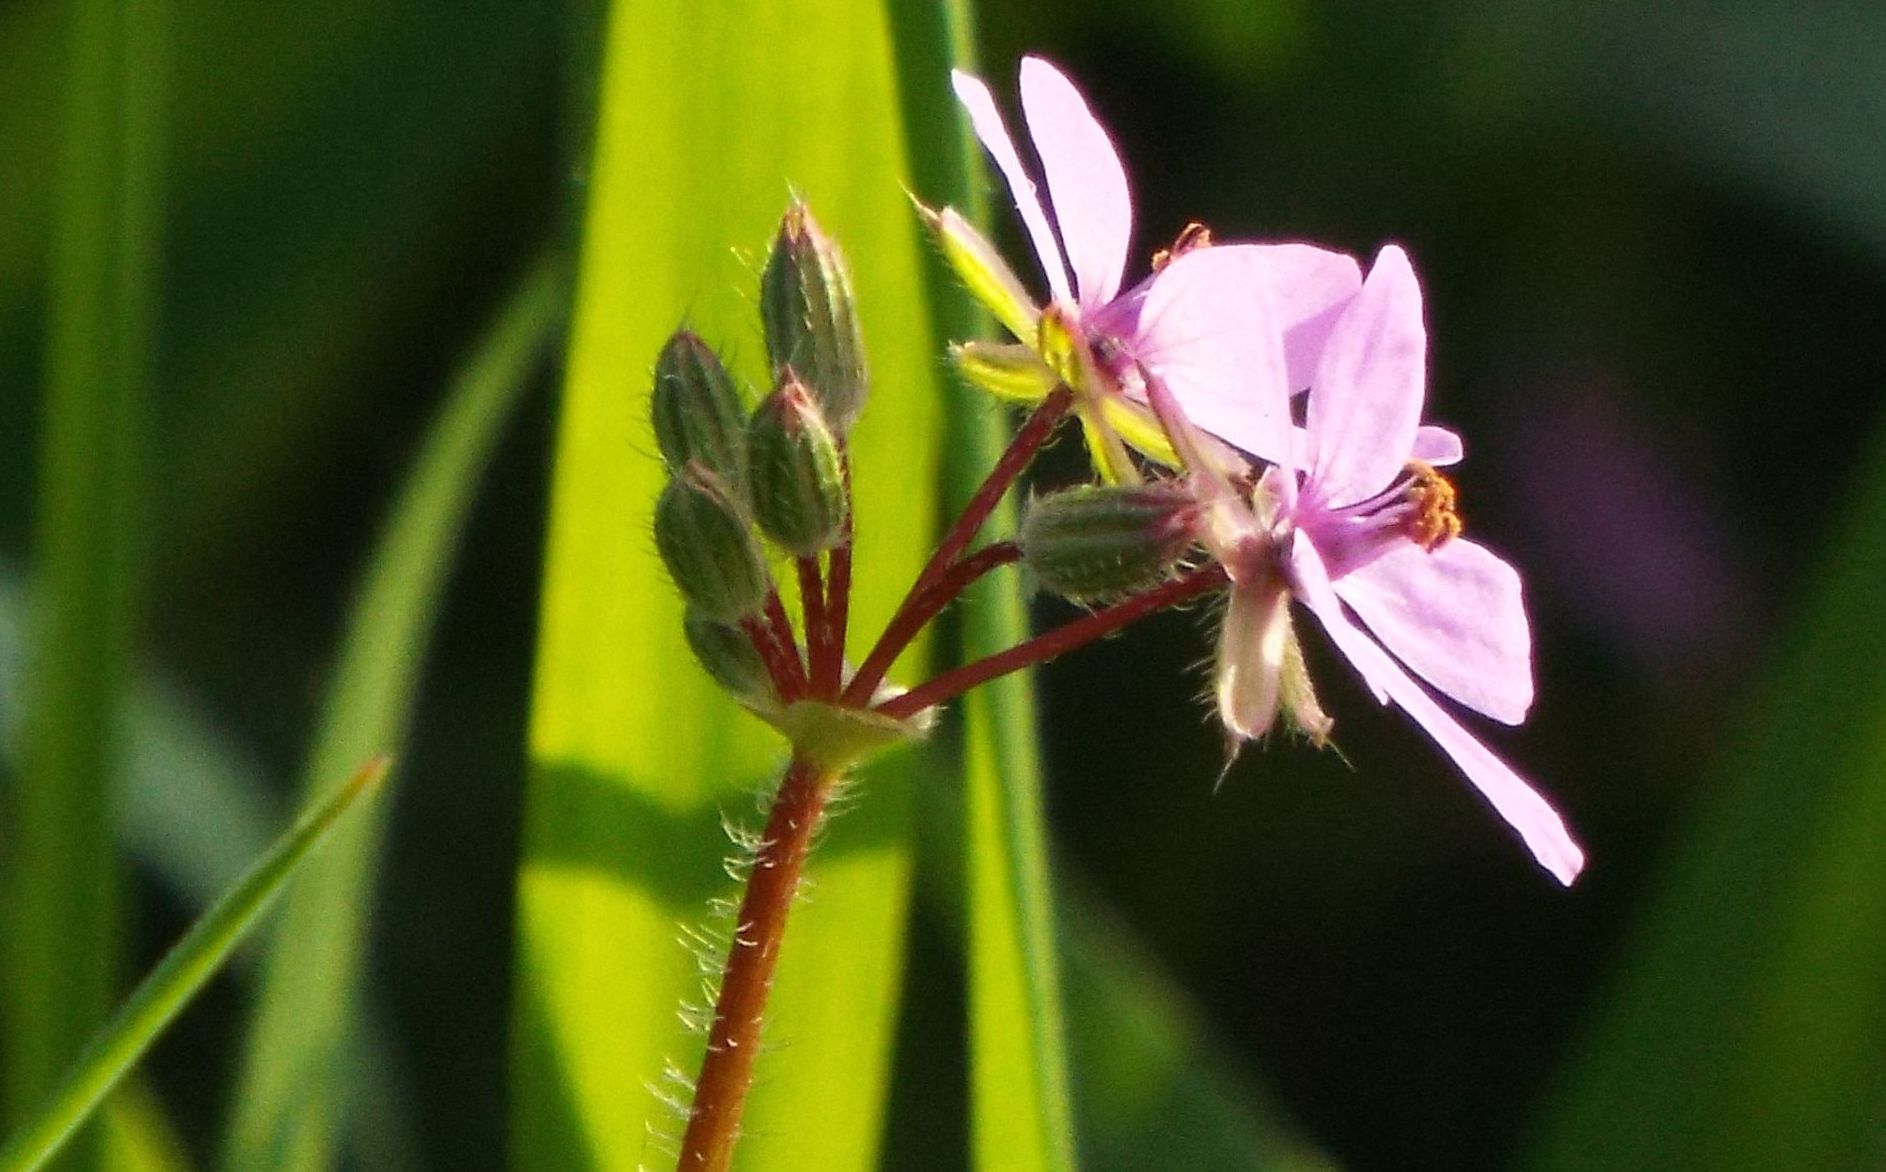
[220,257,562,1172]
[0,758,390,1172]
[511,3,952,1170]
[1528,427,1886,1168]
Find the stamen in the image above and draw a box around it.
[1151,222,1214,272]
[1402,460,1462,550]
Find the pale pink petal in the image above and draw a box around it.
[1289,538,1584,884]
[1332,538,1534,724]
[1413,425,1462,466]
[1227,243,1363,395]
[1018,57,1133,310]
[1124,246,1293,466]
[1307,244,1428,506]
[951,69,1073,305]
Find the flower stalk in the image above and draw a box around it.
[676,756,835,1172]
[843,385,1073,703]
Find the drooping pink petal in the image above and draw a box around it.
[1018,57,1132,310]
[951,69,1073,305]
[1124,246,1294,466]
[1288,537,1584,884]
[1412,425,1462,466]
[1331,538,1534,724]
[1216,579,1291,741]
[1307,244,1428,504]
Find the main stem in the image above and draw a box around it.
[677,757,833,1172]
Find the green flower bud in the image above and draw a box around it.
[1019,482,1201,602]
[683,610,778,711]
[746,376,847,556]
[654,464,769,622]
[651,330,747,490]
[760,201,867,431]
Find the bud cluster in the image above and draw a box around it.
[650,201,870,717]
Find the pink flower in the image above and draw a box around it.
[1148,245,1585,884]
[943,58,1360,475]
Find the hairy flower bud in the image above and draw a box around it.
[760,201,867,431]
[683,610,777,710]
[654,463,769,622]
[651,330,747,490]
[746,376,847,556]
[1019,482,1200,602]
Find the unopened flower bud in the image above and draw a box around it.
[746,377,847,556]
[683,611,777,710]
[654,464,769,622]
[760,201,867,431]
[651,330,747,490]
[1019,482,1200,602]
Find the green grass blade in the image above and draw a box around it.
[3,1,162,1166]
[219,256,563,1172]
[1064,905,1336,1172]
[0,758,391,1172]
[0,569,421,1172]
[511,3,948,1167]
[1527,424,1886,1169]
[888,4,1078,1167]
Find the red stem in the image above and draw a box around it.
[876,564,1228,720]
[823,450,853,698]
[796,555,829,698]
[738,615,801,702]
[843,388,1072,703]
[763,589,806,701]
[676,757,833,1172]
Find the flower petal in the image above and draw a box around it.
[1245,243,1362,395]
[951,68,1073,305]
[1123,245,1294,466]
[1289,538,1584,884]
[1018,56,1133,310]
[1412,425,1462,466]
[1332,538,1534,723]
[1308,244,1428,504]
[1216,580,1290,741]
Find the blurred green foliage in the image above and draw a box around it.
[0,0,1881,1170]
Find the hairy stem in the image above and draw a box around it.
[877,564,1228,720]
[677,757,833,1172]
[844,387,1072,703]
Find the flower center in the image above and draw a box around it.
[1312,460,1464,576]
[1401,460,1463,550]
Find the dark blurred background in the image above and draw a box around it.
[2,1,1881,1169]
